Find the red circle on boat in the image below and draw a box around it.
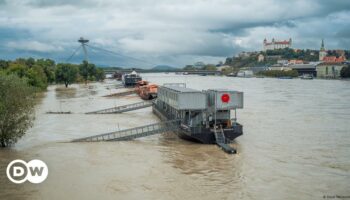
[221,93,230,103]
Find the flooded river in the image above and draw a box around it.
[0,74,349,200]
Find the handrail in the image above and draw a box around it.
[86,101,153,114]
[72,119,180,142]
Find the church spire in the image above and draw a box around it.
[319,38,327,61]
[320,39,325,51]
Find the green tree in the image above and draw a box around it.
[79,61,99,84]
[95,68,105,81]
[36,59,56,84]
[79,61,89,84]
[202,64,217,71]
[0,74,35,147]
[26,65,48,90]
[55,63,78,87]
[340,65,350,78]
[258,70,299,78]
[183,65,196,70]
[7,62,27,78]
[25,57,35,68]
[0,60,9,69]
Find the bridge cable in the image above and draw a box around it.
[85,44,156,67]
[65,45,82,62]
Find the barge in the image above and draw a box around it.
[152,83,243,144]
[122,71,142,87]
[76,83,244,153]
[135,81,158,100]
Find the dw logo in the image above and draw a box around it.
[6,159,48,184]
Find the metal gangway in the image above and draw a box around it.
[214,127,237,154]
[85,101,153,114]
[103,90,136,97]
[72,120,180,142]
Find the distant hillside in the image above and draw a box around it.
[152,65,178,71]
[225,48,350,69]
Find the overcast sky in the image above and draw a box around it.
[0,0,349,68]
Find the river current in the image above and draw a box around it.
[0,74,349,200]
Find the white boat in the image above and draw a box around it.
[237,70,253,78]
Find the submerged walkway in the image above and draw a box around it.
[103,90,135,97]
[85,101,153,114]
[72,120,180,142]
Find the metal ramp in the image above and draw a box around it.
[103,90,135,97]
[214,127,237,154]
[72,120,180,142]
[86,101,153,114]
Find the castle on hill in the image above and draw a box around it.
[263,38,292,51]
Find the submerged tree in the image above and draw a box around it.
[79,61,99,84]
[0,74,35,147]
[95,68,105,81]
[55,63,78,88]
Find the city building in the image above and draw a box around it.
[266,55,282,60]
[268,64,292,71]
[289,64,317,77]
[288,59,304,65]
[238,51,256,58]
[318,39,346,63]
[263,38,292,51]
[319,39,327,61]
[277,59,288,65]
[322,56,346,63]
[316,63,346,78]
[249,66,269,74]
[237,70,254,77]
[258,54,265,62]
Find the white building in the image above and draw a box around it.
[263,38,292,51]
[258,54,265,62]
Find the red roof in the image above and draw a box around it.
[264,40,291,45]
[275,41,290,45]
[323,56,345,63]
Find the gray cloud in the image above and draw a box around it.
[0,0,349,67]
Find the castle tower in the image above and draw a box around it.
[319,39,327,61]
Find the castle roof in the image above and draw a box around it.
[264,40,291,45]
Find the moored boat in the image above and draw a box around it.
[300,74,314,80]
[139,84,158,100]
[122,71,142,87]
[152,83,244,144]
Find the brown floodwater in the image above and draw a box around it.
[0,74,349,200]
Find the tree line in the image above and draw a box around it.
[0,57,105,147]
[0,58,105,90]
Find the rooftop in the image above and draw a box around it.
[289,64,316,69]
[162,85,201,93]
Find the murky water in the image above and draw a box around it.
[1,74,349,200]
